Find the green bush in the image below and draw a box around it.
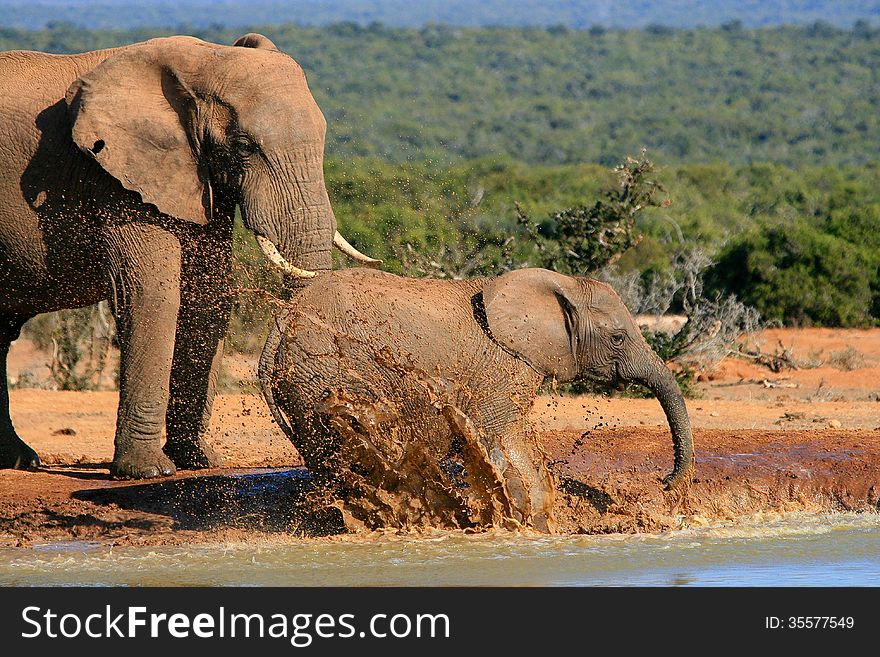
[706,223,877,327]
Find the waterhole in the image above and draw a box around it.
[2,512,878,586]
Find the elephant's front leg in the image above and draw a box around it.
[106,223,182,479]
[496,424,557,533]
[163,230,232,469]
[467,390,557,532]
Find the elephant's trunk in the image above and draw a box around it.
[259,315,296,441]
[245,153,380,276]
[242,169,337,276]
[635,357,695,490]
[281,201,336,274]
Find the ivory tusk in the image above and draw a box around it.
[255,235,318,279]
[333,231,383,267]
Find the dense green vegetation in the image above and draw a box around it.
[2,22,879,330]
[2,22,879,168]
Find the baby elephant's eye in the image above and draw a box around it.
[610,333,626,347]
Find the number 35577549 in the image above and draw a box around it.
[765,617,854,629]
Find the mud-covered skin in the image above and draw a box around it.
[262,268,695,533]
[0,34,339,479]
[266,277,551,531]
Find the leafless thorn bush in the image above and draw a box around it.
[677,290,763,370]
[44,302,115,391]
[599,266,679,316]
[601,247,763,372]
[797,349,826,369]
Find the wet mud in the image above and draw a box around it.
[548,426,879,534]
[1,425,877,546]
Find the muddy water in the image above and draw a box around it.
[2,513,879,586]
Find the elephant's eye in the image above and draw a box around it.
[611,333,626,347]
[233,137,260,156]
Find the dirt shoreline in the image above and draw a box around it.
[2,407,878,546]
[2,327,880,546]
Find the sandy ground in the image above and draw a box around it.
[1,327,878,545]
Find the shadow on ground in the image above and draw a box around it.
[558,476,615,513]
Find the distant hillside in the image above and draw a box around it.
[0,0,877,30]
[3,22,876,169]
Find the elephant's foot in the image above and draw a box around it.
[111,445,176,479]
[163,437,222,470]
[0,434,41,470]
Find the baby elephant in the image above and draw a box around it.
[260,268,694,533]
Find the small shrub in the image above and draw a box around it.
[797,349,825,369]
[394,235,517,280]
[517,150,668,275]
[8,370,40,390]
[826,346,866,371]
[397,152,666,280]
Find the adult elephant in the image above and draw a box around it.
[260,268,695,533]
[0,33,377,478]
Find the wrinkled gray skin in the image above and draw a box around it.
[0,33,340,478]
[261,268,695,533]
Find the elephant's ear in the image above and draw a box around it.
[66,38,211,224]
[233,33,280,50]
[482,268,580,381]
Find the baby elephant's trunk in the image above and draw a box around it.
[634,356,695,490]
